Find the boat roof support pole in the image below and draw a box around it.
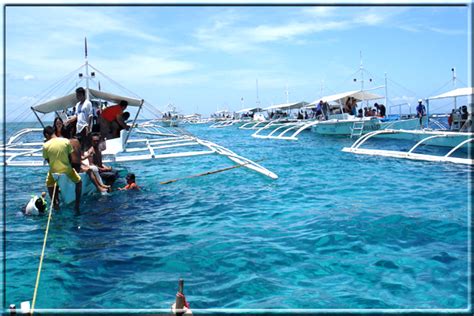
[31,108,45,129]
[426,99,430,129]
[384,73,388,116]
[123,103,143,150]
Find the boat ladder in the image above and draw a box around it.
[350,121,365,138]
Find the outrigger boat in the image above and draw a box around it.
[160,103,181,127]
[342,87,474,165]
[209,107,263,129]
[2,42,278,205]
[311,89,423,137]
[249,89,422,141]
[242,101,309,135]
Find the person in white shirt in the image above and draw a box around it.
[73,87,93,149]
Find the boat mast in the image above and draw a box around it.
[256,79,260,108]
[84,37,90,99]
[452,67,457,110]
[384,73,388,115]
[359,51,364,92]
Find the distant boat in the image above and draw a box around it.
[342,87,474,165]
[309,89,422,138]
[161,103,181,127]
[210,107,263,128]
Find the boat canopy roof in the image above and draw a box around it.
[32,88,144,114]
[428,87,474,100]
[263,101,309,111]
[309,90,384,106]
[236,107,262,113]
[214,109,230,114]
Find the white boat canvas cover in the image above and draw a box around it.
[32,88,144,114]
[309,90,384,106]
[428,87,474,100]
[214,110,230,114]
[263,101,309,111]
[236,107,263,114]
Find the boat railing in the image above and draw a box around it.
[251,119,320,140]
[134,125,278,179]
[209,120,237,128]
[7,128,44,145]
[239,120,268,130]
[342,129,474,165]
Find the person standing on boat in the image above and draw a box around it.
[344,97,352,113]
[350,98,358,116]
[42,126,82,212]
[416,99,426,128]
[374,103,386,118]
[322,101,329,120]
[315,101,323,118]
[68,87,93,149]
[53,117,68,138]
[99,100,129,139]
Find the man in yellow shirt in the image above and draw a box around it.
[42,126,82,212]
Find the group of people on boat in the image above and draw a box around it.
[448,105,472,131]
[37,87,138,213]
[163,112,179,120]
[355,103,386,118]
[60,88,131,146]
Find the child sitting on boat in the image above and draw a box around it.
[118,173,140,191]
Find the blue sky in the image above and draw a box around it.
[4,4,471,121]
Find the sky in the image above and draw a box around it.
[3,2,471,121]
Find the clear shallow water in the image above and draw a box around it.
[4,122,470,310]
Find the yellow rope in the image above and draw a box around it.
[31,183,57,315]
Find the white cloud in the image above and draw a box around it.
[427,27,465,35]
[23,75,35,81]
[357,13,385,26]
[397,24,465,35]
[91,55,196,80]
[302,7,338,18]
[397,25,422,33]
[193,7,406,53]
[19,95,37,103]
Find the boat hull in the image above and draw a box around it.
[374,129,474,147]
[312,117,425,136]
[54,172,96,205]
[161,120,179,127]
[312,118,380,135]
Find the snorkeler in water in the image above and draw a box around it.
[22,192,47,216]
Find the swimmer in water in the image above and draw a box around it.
[22,192,47,216]
[118,173,140,191]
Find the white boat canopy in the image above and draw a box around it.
[32,88,144,114]
[214,110,230,114]
[236,107,263,114]
[263,101,309,111]
[428,87,474,100]
[309,90,384,106]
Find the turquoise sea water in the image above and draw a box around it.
[3,122,471,311]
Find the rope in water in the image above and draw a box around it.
[160,159,264,185]
[31,183,57,315]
